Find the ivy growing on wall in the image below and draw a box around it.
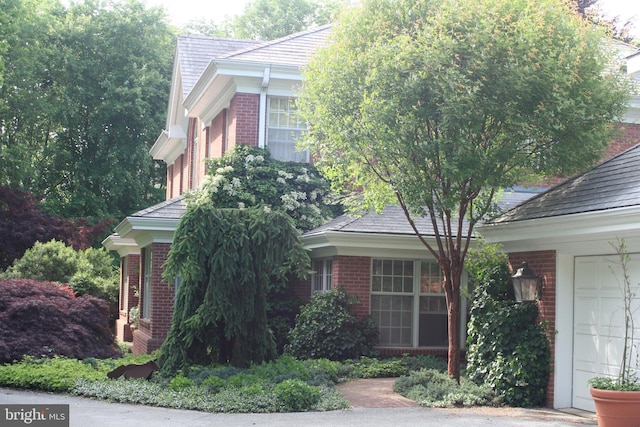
[157,204,311,373]
[465,244,551,407]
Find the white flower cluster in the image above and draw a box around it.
[222,177,243,196]
[281,191,308,211]
[244,154,265,168]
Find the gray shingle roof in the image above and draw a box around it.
[221,25,332,67]
[491,143,640,224]
[304,188,538,237]
[130,195,186,219]
[177,36,259,98]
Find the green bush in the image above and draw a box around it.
[286,288,378,361]
[393,369,499,408]
[2,241,119,317]
[274,379,321,412]
[0,356,109,392]
[350,357,406,378]
[465,245,551,407]
[168,374,194,390]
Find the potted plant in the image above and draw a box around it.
[589,239,640,427]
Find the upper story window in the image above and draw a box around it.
[311,259,333,294]
[267,97,308,162]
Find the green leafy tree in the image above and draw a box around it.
[0,0,173,225]
[158,205,310,372]
[298,0,631,379]
[228,0,343,40]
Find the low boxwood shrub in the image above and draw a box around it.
[286,288,378,361]
[274,379,321,412]
[0,356,107,392]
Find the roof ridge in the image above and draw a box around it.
[219,24,332,60]
[176,34,258,44]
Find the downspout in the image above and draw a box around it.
[258,66,271,149]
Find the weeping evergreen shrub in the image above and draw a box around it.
[157,205,310,374]
[465,244,551,407]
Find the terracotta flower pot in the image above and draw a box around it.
[590,387,640,427]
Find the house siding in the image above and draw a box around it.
[508,250,557,408]
[333,256,371,319]
[209,110,228,160]
[228,93,259,149]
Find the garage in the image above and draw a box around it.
[572,253,640,411]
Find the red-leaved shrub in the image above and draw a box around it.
[0,279,120,362]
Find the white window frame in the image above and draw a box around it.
[311,259,333,293]
[266,96,309,162]
[370,258,447,348]
[142,247,153,320]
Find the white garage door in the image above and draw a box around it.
[572,254,640,411]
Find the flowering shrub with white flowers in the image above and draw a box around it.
[196,145,341,231]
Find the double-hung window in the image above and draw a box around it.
[267,97,308,162]
[311,259,332,293]
[370,259,447,347]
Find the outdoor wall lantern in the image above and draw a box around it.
[511,261,541,303]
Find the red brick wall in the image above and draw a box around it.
[228,93,259,149]
[132,243,174,355]
[333,256,371,318]
[508,250,556,408]
[604,123,640,160]
[209,109,228,160]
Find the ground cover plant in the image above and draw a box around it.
[0,352,478,412]
[394,369,501,408]
[0,279,120,363]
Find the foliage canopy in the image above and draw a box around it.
[0,0,172,224]
[298,0,631,378]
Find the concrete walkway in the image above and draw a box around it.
[0,380,597,427]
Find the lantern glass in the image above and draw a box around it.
[511,262,539,303]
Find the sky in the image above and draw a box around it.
[147,0,640,37]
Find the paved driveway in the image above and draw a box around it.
[0,388,596,427]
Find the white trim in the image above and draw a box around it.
[101,234,140,257]
[478,206,640,254]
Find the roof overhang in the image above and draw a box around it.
[101,234,140,257]
[304,230,452,259]
[150,124,187,164]
[184,59,303,124]
[478,205,640,255]
[111,216,180,249]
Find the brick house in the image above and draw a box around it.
[103,24,640,410]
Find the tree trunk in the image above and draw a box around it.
[444,265,462,381]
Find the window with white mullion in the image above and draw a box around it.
[266,96,308,162]
[311,259,332,293]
